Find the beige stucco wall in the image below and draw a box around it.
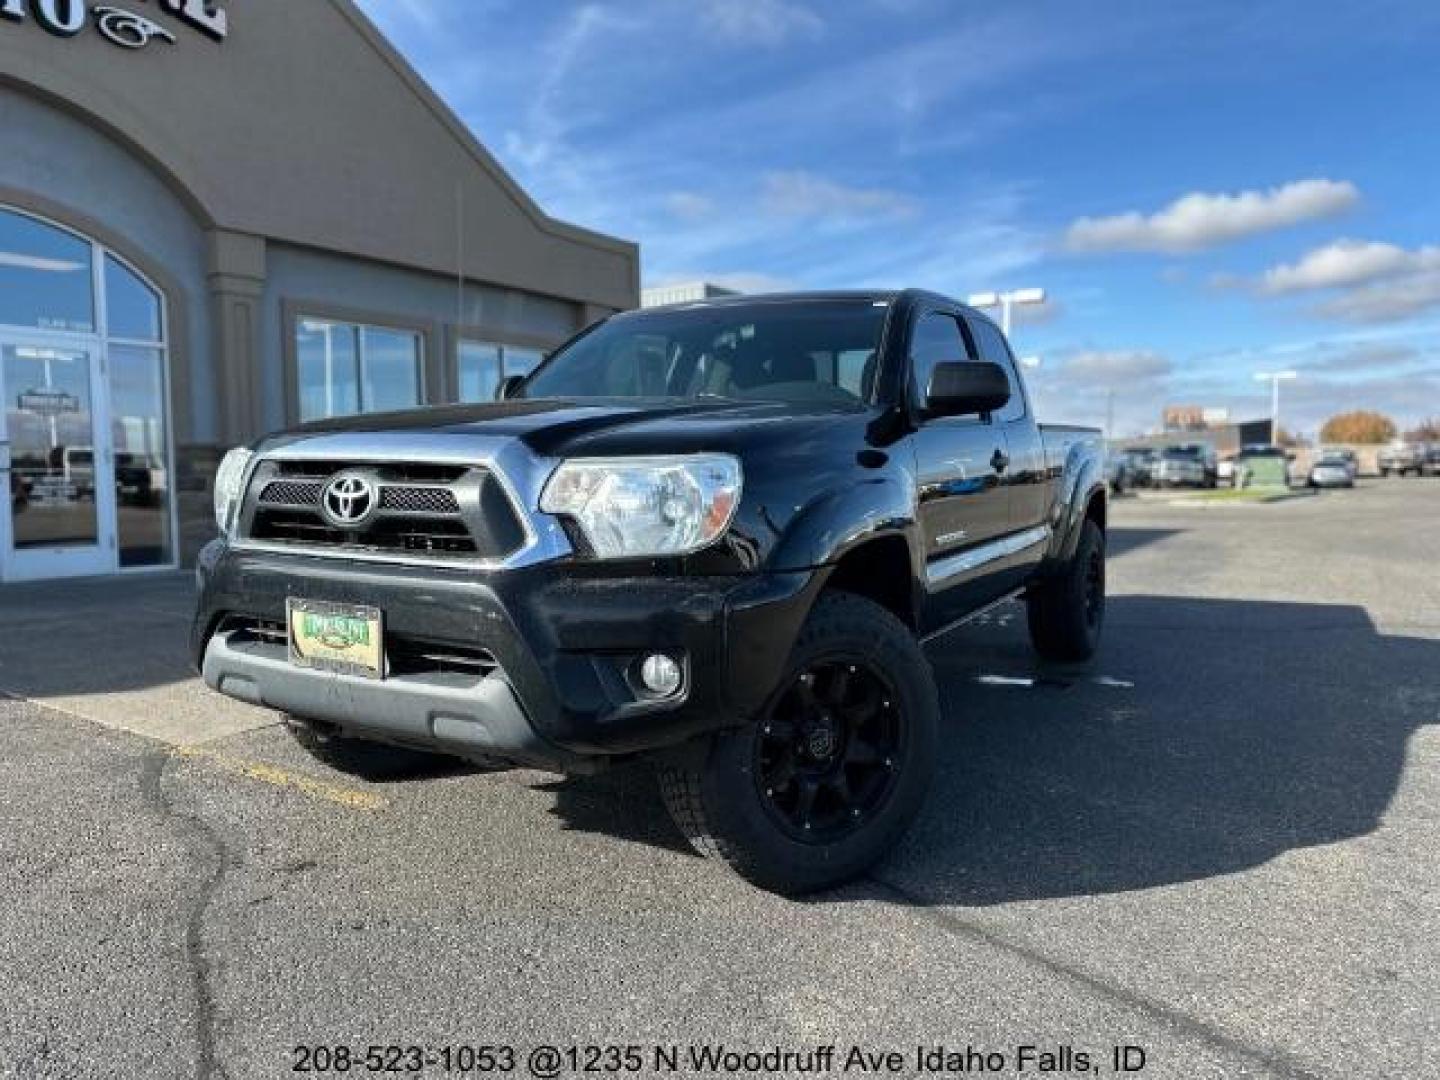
[0,0,639,568]
[0,0,638,311]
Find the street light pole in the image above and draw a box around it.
[967,288,1046,336]
[1253,370,1298,445]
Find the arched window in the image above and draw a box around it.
[0,208,94,333]
[1,206,174,572]
[105,254,163,342]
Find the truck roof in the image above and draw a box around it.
[633,289,901,313]
[629,287,1007,316]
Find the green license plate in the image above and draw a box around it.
[287,598,384,679]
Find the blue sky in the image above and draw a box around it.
[355,0,1440,437]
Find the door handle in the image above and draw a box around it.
[991,448,1010,473]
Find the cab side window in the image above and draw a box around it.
[909,311,974,411]
[966,316,1026,423]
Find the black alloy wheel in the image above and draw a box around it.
[753,658,904,843]
[656,590,939,894]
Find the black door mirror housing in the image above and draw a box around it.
[924,361,1010,419]
[496,374,525,401]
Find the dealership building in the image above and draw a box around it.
[0,0,638,582]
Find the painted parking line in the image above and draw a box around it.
[171,745,389,811]
[974,674,1136,690]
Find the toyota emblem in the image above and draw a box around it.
[321,472,377,528]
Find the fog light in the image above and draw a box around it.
[639,653,683,697]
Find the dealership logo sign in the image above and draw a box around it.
[0,0,227,49]
[93,5,174,48]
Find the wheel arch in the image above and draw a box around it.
[819,533,919,631]
[1053,472,1109,565]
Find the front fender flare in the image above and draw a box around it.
[724,475,921,721]
[764,475,921,574]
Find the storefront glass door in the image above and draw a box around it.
[1,334,115,581]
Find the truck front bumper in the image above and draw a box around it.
[192,542,820,771]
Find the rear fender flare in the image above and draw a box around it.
[1049,453,1107,565]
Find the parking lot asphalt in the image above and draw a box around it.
[2,479,1437,1080]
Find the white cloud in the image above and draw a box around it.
[663,192,718,221]
[760,171,916,222]
[1061,350,1172,384]
[637,183,1042,307]
[696,0,823,47]
[389,0,441,30]
[1010,298,1063,328]
[1261,239,1440,294]
[1025,350,1172,434]
[707,271,798,293]
[502,5,633,173]
[1245,239,1440,324]
[1063,179,1359,254]
[647,271,798,295]
[1315,270,1440,324]
[1302,343,1422,374]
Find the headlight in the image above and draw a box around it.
[540,454,741,559]
[213,447,254,533]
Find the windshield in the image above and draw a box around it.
[520,300,888,404]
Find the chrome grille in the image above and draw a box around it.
[238,459,527,563]
[379,486,461,514]
[259,480,323,506]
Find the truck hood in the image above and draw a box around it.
[262,397,870,459]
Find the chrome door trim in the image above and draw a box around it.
[924,524,1050,590]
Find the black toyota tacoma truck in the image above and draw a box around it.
[194,290,1107,894]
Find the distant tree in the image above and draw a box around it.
[1274,426,1303,447]
[1319,410,1397,444]
[1405,417,1440,441]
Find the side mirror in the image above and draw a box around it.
[496,375,525,401]
[925,361,1010,419]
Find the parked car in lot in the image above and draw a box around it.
[1309,450,1357,488]
[1236,444,1295,487]
[8,469,28,512]
[1106,452,1130,494]
[1154,444,1216,488]
[54,445,96,500]
[1122,447,1159,488]
[1423,442,1440,476]
[1217,453,1239,487]
[115,453,167,506]
[194,290,1109,894]
[1379,441,1425,477]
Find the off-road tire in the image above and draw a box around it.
[1026,518,1106,663]
[657,591,938,895]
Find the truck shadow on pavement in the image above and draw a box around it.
[547,592,1438,901]
[883,593,1439,904]
[1100,526,1181,557]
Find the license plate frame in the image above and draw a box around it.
[287,598,385,680]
